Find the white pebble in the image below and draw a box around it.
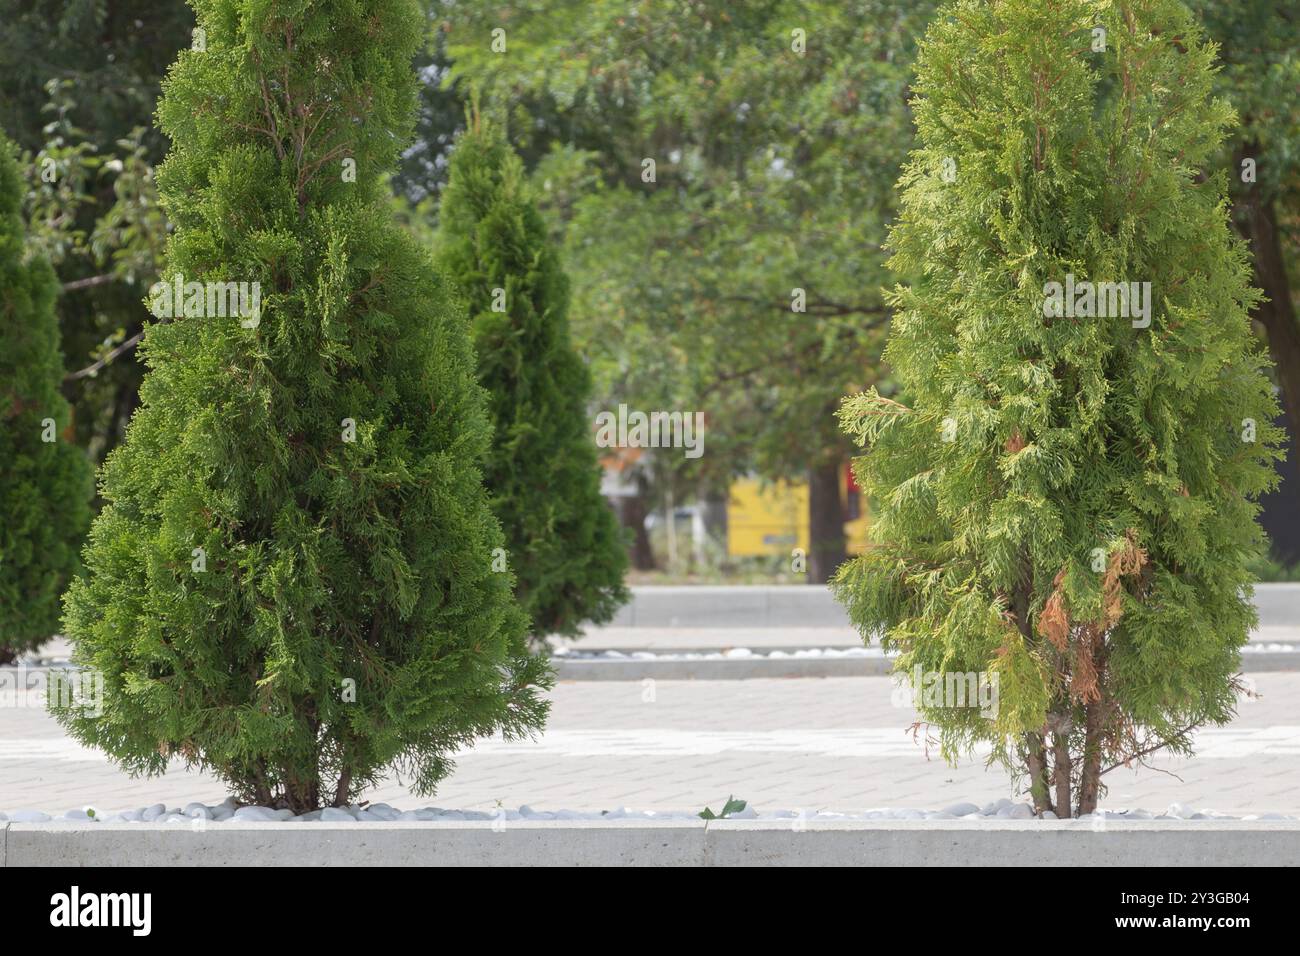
[231,806,278,821]
[3,798,1291,824]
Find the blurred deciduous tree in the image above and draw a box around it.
[442,0,938,581]
[1187,0,1300,562]
[0,0,190,470]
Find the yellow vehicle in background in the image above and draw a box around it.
[725,466,868,559]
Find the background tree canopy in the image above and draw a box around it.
[2,0,1296,577]
[1,0,192,473]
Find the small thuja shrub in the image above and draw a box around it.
[52,0,550,812]
[833,0,1284,817]
[0,134,92,664]
[437,119,628,641]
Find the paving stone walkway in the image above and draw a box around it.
[2,669,1295,816]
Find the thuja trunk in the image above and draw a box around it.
[1076,700,1106,816]
[1052,726,1072,815]
[1024,731,1053,815]
[807,459,847,583]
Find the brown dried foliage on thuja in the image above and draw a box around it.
[1039,567,1070,654]
[1036,531,1148,704]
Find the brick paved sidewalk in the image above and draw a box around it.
[2,671,1295,816]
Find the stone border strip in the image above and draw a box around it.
[554,656,890,680]
[611,583,1300,629]
[554,651,1300,681]
[5,820,1299,866]
[9,651,1296,689]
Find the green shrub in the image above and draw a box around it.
[0,134,92,663]
[833,0,1284,816]
[438,119,628,641]
[53,0,550,812]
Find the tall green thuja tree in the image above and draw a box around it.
[0,135,92,663]
[833,0,1284,817]
[437,119,627,641]
[53,0,550,812]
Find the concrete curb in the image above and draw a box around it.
[555,651,1300,681]
[0,820,705,867]
[554,656,891,680]
[703,820,1300,866]
[5,820,1299,867]
[612,583,1300,629]
[612,585,851,628]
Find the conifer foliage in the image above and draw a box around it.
[833,0,1284,816]
[53,0,550,812]
[437,119,628,640]
[0,135,92,663]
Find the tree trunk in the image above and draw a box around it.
[619,493,655,571]
[664,486,678,571]
[1076,700,1105,815]
[109,370,142,456]
[284,778,319,815]
[333,761,353,808]
[252,759,274,808]
[1232,163,1300,562]
[1008,561,1053,814]
[1024,731,1053,815]
[1052,728,1073,816]
[807,460,847,583]
[702,487,728,552]
[1235,184,1300,435]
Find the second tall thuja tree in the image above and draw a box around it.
[53,0,549,811]
[0,134,92,664]
[833,0,1284,817]
[438,120,627,641]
